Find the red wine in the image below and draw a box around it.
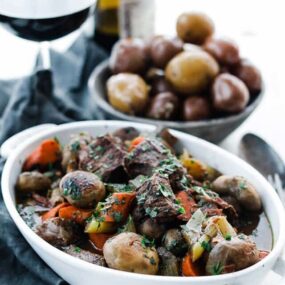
[0,8,90,41]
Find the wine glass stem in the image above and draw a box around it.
[40,41,51,70]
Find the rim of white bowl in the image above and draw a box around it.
[2,120,285,283]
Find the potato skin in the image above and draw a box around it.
[103,232,159,274]
[212,175,261,211]
[183,96,211,121]
[16,171,51,193]
[165,50,219,95]
[107,73,149,115]
[60,170,105,208]
[176,12,214,45]
[109,38,148,74]
[212,73,249,113]
[204,38,240,66]
[150,36,183,69]
[232,59,262,94]
[147,92,179,120]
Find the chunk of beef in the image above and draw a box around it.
[112,127,140,142]
[36,217,79,247]
[206,236,260,275]
[124,138,189,191]
[79,135,128,182]
[63,245,106,266]
[135,173,181,223]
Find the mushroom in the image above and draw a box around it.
[16,171,51,193]
[103,232,159,274]
[60,170,105,208]
[212,175,261,211]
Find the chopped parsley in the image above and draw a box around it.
[158,183,172,198]
[112,212,123,223]
[178,206,186,215]
[211,262,224,275]
[141,236,155,248]
[70,140,80,152]
[239,181,247,190]
[137,193,146,205]
[225,233,232,241]
[149,256,157,265]
[74,246,81,253]
[201,240,212,252]
[145,207,158,218]
[62,179,81,200]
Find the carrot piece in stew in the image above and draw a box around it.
[176,191,197,221]
[89,233,114,251]
[58,206,92,224]
[42,202,69,221]
[128,136,145,152]
[182,253,200,276]
[23,138,61,171]
[102,192,136,223]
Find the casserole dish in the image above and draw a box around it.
[1,121,285,285]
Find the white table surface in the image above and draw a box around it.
[0,0,284,283]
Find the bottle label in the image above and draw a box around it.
[119,0,155,38]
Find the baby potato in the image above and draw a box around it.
[176,12,215,45]
[183,96,211,121]
[150,36,183,68]
[107,73,149,115]
[16,171,51,193]
[204,38,240,66]
[165,50,219,95]
[103,232,159,274]
[109,38,148,74]
[212,73,250,113]
[147,92,179,120]
[232,59,262,94]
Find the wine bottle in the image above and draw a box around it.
[94,0,120,52]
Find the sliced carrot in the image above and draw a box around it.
[102,192,136,223]
[42,202,69,221]
[58,206,92,224]
[182,253,200,277]
[89,233,114,251]
[23,138,61,171]
[176,191,197,221]
[128,136,145,152]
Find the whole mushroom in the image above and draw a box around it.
[60,170,105,208]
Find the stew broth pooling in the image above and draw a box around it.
[16,127,271,276]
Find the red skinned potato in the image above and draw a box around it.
[109,38,148,74]
[176,12,214,45]
[204,38,240,66]
[183,96,211,121]
[232,59,262,94]
[147,92,179,120]
[150,36,183,69]
[212,73,249,113]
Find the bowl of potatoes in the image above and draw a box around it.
[89,12,263,143]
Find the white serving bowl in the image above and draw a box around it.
[1,121,285,285]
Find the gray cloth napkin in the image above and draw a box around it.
[0,34,107,285]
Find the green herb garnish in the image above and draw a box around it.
[141,236,155,248]
[201,240,212,252]
[211,262,224,275]
[145,207,158,218]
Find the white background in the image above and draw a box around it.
[0,0,284,283]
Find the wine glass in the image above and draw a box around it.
[0,0,97,69]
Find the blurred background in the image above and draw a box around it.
[0,0,283,158]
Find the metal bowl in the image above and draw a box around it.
[88,60,264,144]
